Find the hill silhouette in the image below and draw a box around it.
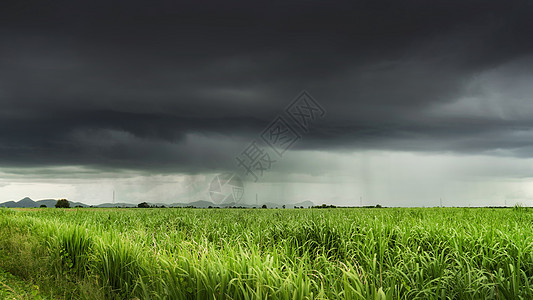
[0,197,314,209]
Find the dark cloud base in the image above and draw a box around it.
[1,0,533,172]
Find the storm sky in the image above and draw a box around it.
[1,0,533,206]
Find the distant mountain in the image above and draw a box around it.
[0,197,314,209]
[36,199,63,207]
[0,197,89,208]
[19,197,37,207]
[0,200,17,208]
[39,199,89,207]
[0,197,48,208]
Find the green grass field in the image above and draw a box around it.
[0,207,532,299]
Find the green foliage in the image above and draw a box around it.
[313,203,337,208]
[1,207,533,299]
[55,199,70,208]
[0,268,44,299]
[137,202,150,208]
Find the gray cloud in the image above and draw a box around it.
[1,0,533,173]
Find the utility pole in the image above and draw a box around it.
[440,197,442,207]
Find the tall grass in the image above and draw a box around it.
[0,207,532,299]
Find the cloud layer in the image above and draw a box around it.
[1,0,533,173]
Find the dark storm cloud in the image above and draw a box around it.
[1,0,533,172]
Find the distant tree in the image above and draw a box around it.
[75,205,83,208]
[375,204,382,208]
[312,204,337,209]
[138,202,150,208]
[40,204,47,208]
[282,205,286,209]
[55,199,70,208]
[262,204,267,209]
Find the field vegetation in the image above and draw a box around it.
[0,207,532,299]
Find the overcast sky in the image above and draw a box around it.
[1,0,533,206]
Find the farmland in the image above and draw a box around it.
[0,207,532,299]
